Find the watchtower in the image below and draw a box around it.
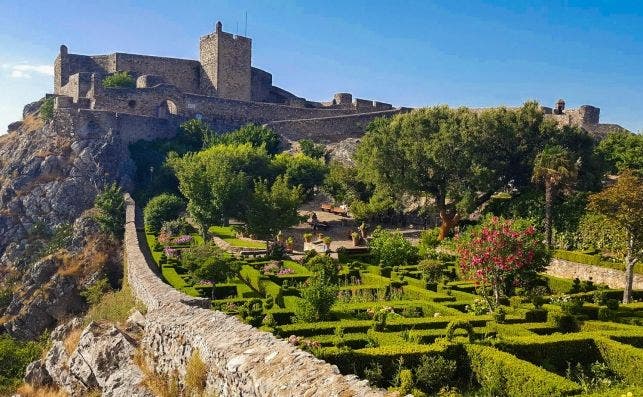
[199,21,252,101]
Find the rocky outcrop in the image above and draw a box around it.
[26,315,153,397]
[0,103,132,339]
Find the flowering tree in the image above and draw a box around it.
[456,216,550,308]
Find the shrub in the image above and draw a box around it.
[298,139,326,159]
[398,368,414,395]
[525,308,548,322]
[94,183,125,236]
[414,355,457,393]
[418,227,441,257]
[143,194,185,233]
[102,71,135,88]
[417,259,443,283]
[305,255,340,284]
[0,335,45,394]
[39,97,54,121]
[369,227,418,267]
[605,298,619,310]
[549,312,578,332]
[493,306,507,324]
[294,277,337,322]
[238,298,264,327]
[81,277,111,306]
[363,362,384,386]
[597,306,616,321]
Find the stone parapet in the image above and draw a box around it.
[123,194,388,396]
[546,258,643,290]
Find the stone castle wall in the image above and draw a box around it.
[546,258,643,290]
[266,109,404,143]
[54,108,179,145]
[123,195,387,397]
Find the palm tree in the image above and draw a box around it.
[532,145,578,247]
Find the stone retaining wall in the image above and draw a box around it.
[546,258,643,290]
[123,194,387,397]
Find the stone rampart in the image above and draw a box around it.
[266,109,404,143]
[546,258,643,290]
[54,108,179,145]
[123,194,388,396]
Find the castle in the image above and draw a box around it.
[49,22,622,144]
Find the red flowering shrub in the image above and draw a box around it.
[456,216,550,307]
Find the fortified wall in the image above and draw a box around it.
[123,194,389,396]
[42,21,625,145]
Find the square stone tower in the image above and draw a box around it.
[199,21,252,101]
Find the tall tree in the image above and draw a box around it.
[245,176,303,242]
[531,145,578,247]
[356,105,536,239]
[168,143,270,238]
[588,170,643,303]
[595,130,643,176]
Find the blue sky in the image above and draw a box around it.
[1,0,641,133]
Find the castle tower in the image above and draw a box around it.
[199,21,252,101]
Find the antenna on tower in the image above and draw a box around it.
[244,11,248,36]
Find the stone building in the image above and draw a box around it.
[52,21,403,143]
[50,21,623,143]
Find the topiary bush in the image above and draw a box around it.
[445,320,474,342]
[143,193,185,233]
[102,71,135,88]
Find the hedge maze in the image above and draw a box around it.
[146,232,643,396]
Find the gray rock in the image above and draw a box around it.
[24,360,52,387]
[38,320,153,397]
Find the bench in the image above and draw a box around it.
[239,249,267,258]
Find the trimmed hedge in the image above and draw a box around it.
[492,334,601,374]
[464,344,582,396]
[315,342,460,377]
[239,265,263,293]
[263,280,284,307]
[403,285,455,303]
[595,337,643,386]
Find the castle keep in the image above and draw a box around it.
[52,22,404,143]
[50,22,621,143]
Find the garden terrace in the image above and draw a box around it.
[143,220,643,396]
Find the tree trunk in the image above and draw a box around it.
[438,209,460,240]
[544,181,553,248]
[623,232,637,304]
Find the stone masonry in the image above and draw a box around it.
[546,258,643,290]
[123,194,392,397]
[45,21,625,144]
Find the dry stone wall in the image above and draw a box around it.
[546,258,643,290]
[124,194,389,397]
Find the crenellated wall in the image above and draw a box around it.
[123,195,390,397]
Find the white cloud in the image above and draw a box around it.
[13,64,54,76]
[11,69,31,78]
[6,63,54,79]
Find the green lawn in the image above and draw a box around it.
[209,226,266,249]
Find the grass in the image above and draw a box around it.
[83,282,146,326]
[209,226,266,249]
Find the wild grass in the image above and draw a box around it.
[83,282,145,327]
[14,384,69,397]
